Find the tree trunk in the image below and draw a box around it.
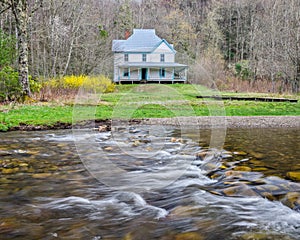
[294,62,300,93]
[1,0,42,98]
[17,9,30,96]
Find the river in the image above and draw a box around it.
[0,126,299,239]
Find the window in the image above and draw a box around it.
[142,54,147,62]
[124,54,128,62]
[160,54,165,62]
[159,68,166,78]
[123,68,129,77]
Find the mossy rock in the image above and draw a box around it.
[123,233,133,240]
[249,151,265,159]
[221,184,259,197]
[175,232,204,240]
[286,171,300,181]
[169,206,200,218]
[233,151,247,156]
[234,166,252,172]
[2,168,19,174]
[249,159,266,167]
[32,173,52,179]
[253,184,291,200]
[252,167,269,172]
[280,191,300,210]
[238,231,295,240]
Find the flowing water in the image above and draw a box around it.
[0,126,300,240]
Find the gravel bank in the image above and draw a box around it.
[5,116,300,131]
[141,116,300,128]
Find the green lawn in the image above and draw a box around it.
[0,84,299,131]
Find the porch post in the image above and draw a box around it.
[172,68,175,80]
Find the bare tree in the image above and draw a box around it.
[0,0,43,97]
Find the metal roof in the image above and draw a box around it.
[112,29,175,53]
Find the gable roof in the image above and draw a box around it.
[112,29,175,53]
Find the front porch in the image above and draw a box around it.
[115,63,188,84]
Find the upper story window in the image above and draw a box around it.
[124,54,129,62]
[142,54,147,62]
[160,54,165,62]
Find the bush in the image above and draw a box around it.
[29,77,42,94]
[45,75,115,93]
[0,30,16,68]
[0,67,41,102]
[235,60,252,80]
[0,66,21,101]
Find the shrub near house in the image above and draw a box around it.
[45,75,115,93]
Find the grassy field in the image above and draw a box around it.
[0,84,299,131]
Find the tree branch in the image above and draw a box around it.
[0,0,12,14]
[29,0,42,17]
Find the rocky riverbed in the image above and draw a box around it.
[1,125,300,239]
[141,116,300,128]
[5,116,300,132]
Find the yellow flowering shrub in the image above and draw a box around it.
[44,75,115,93]
[63,75,87,89]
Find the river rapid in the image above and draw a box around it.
[0,126,300,240]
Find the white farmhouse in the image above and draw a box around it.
[112,29,188,84]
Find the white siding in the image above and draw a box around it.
[153,42,174,53]
[114,53,124,82]
[130,70,139,79]
[130,54,142,62]
[147,54,160,62]
[144,53,175,63]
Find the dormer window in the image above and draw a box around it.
[124,54,129,62]
[142,54,147,62]
[160,54,165,62]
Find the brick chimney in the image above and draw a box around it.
[125,29,131,40]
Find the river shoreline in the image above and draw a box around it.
[141,116,300,128]
[4,116,300,131]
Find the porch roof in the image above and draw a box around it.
[118,62,188,70]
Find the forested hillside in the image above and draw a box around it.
[0,0,299,93]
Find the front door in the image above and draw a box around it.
[141,68,148,80]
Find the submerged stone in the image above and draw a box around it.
[18,163,29,167]
[175,232,204,240]
[233,151,247,156]
[2,168,19,174]
[286,171,300,181]
[221,184,259,197]
[280,192,300,210]
[123,233,133,240]
[252,167,269,172]
[103,146,113,151]
[234,166,252,172]
[249,151,265,159]
[169,205,199,218]
[237,231,296,240]
[195,151,210,160]
[249,159,266,167]
[32,173,52,179]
